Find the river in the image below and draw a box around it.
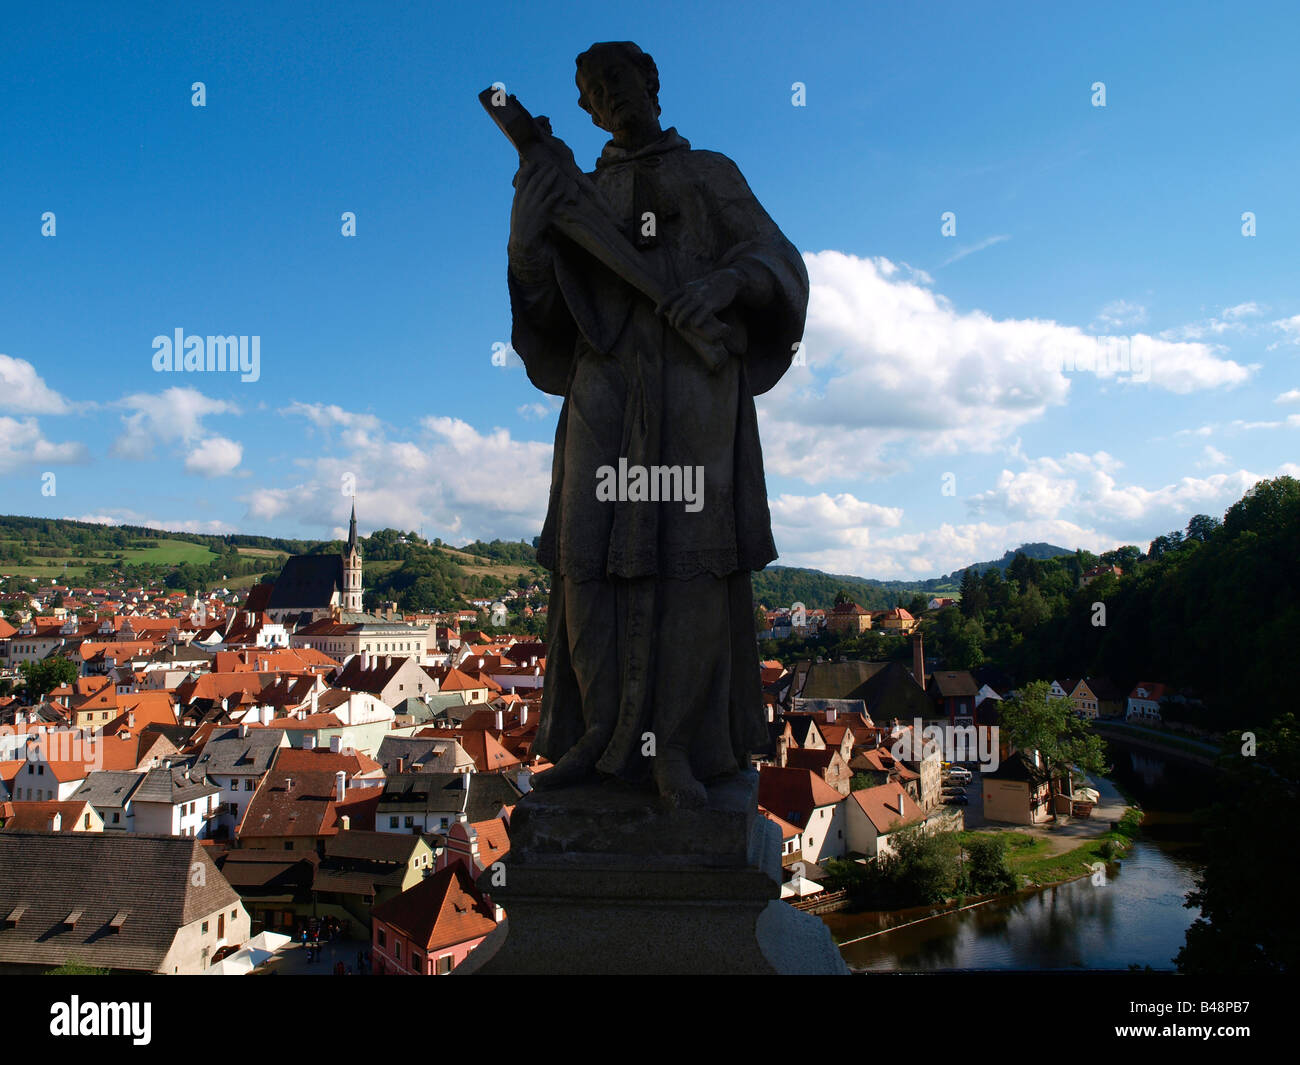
[823,740,1209,971]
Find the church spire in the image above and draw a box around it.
[347,499,358,556]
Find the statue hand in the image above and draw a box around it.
[656,269,742,333]
[509,162,571,263]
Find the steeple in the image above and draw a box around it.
[342,498,363,613]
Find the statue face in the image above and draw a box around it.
[578,55,657,138]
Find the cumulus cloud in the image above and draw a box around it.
[64,510,237,534]
[968,449,1271,527]
[241,408,554,543]
[112,387,243,476]
[184,436,244,477]
[0,355,70,415]
[759,252,1248,483]
[0,416,88,473]
[1091,299,1148,330]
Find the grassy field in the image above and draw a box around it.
[0,537,218,578]
[958,807,1142,888]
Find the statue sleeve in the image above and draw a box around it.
[698,153,809,397]
[507,256,581,397]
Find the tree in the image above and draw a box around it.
[1185,514,1221,543]
[998,680,1108,790]
[964,835,1016,895]
[18,658,78,701]
[1177,714,1300,974]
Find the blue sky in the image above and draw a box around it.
[2,0,1298,578]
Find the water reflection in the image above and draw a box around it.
[828,739,1209,972]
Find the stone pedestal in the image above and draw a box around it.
[458,770,848,975]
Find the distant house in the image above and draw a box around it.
[826,601,872,635]
[874,607,917,635]
[370,864,498,975]
[784,747,853,796]
[845,780,929,858]
[929,671,979,727]
[190,725,289,838]
[1079,564,1122,588]
[1126,682,1169,722]
[981,751,1052,825]
[0,832,249,974]
[0,799,103,833]
[130,766,222,838]
[757,766,846,864]
[927,597,957,611]
[376,772,520,836]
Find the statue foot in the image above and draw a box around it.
[654,752,707,809]
[532,746,601,790]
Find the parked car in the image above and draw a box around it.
[943,795,969,806]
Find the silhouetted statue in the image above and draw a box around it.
[485,41,807,806]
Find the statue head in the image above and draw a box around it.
[575,41,661,144]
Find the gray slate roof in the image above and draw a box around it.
[267,555,343,611]
[69,771,145,811]
[378,772,521,821]
[192,726,286,776]
[0,832,240,973]
[131,766,220,805]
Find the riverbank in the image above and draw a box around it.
[1093,719,1220,767]
[960,805,1142,889]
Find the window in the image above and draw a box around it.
[411,953,423,972]
[404,816,414,828]
[389,816,398,829]
[245,779,254,791]
[284,841,293,850]
[437,955,454,974]
[112,812,120,824]
[394,941,401,960]
[202,921,209,934]
[376,929,386,948]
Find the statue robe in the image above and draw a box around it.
[508,127,808,782]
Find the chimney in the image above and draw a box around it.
[362,651,370,670]
[461,770,471,791]
[239,723,249,739]
[494,709,504,732]
[340,814,350,831]
[397,756,406,774]
[385,655,391,669]
[897,791,906,815]
[285,777,293,792]
[335,770,347,803]
[50,812,62,832]
[912,632,925,692]
[330,735,342,754]
[520,705,528,727]
[303,735,316,750]
[127,710,136,728]
[826,707,836,724]
[310,688,318,715]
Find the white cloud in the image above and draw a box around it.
[0,416,88,473]
[968,448,1269,526]
[1271,314,1300,347]
[1199,445,1229,468]
[64,510,236,534]
[1161,302,1263,341]
[110,387,243,477]
[0,355,71,415]
[939,234,1010,267]
[184,436,244,477]
[760,252,1248,483]
[241,408,554,543]
[282,402,383,450]
[1275,389,1300,404]
[1091,299,1148,330]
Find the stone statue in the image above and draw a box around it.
[490,41,808,807]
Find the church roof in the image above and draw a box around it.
[267,555,344,611]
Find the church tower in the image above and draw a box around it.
[343,499,364,613]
